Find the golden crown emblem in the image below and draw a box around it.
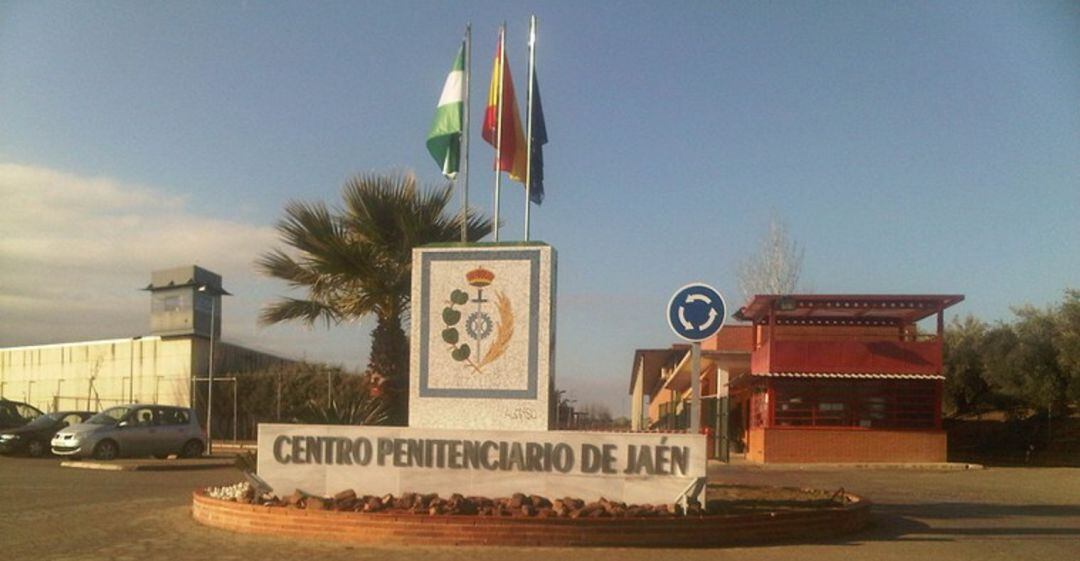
[466,267,495,287]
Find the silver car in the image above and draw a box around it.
[51,404,206,460]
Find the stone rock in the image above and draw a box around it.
[333,489,357,510]
[532,495,552,509]
[362,496,384,512]
[333,489,357,502]
[564,497,585,510]
[397,492,418,509]
[306,497,328,510]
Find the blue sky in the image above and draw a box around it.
[1,1,1077,414]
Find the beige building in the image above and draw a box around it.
[0,266,288,414]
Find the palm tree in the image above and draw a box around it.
[256,171,492,424]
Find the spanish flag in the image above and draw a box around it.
[481,29,527,183]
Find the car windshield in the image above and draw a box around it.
[24,412,65,428]
[86,407,131,425]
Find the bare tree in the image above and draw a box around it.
[737,215,805,302]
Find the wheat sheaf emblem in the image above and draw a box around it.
[440,267,514,374]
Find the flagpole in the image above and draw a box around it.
[461,24,471,243]
[493,23,505,243]
[524,15,537,242]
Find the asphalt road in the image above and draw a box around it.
[1,455,1077,560]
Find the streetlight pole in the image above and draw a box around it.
[197,285,225,456]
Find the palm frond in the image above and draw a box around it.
[258,298,339,327]
[255,169,492,337]
[255,249,321,289]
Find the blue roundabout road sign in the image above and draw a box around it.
[667,283,728,342]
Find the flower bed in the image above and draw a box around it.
[193,483,871,547]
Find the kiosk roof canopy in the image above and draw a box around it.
[734,294,964,324]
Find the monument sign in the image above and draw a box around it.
[257,424,705,504]
[408,243,556,431]
[256,242,708,505]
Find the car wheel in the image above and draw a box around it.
[180,439,204,458]
[26,439,47,458]
[93,440,119,461]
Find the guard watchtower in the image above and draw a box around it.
[144,266,229,338]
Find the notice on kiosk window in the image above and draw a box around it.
[257,424,706,504]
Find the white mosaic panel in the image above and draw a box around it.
[409,244,555,431]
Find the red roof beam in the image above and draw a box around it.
[735,294,964,323]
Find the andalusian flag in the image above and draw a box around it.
[427,44,465,178]
[481,31,527,183]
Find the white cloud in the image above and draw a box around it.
[0,162,279,345]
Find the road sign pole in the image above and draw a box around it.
[690,341,701,433]
[667,282,726,437]
[720,394,730,462]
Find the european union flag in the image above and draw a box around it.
[528,68,547,205]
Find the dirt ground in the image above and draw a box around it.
[1,456,1077,561]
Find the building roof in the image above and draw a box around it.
[143,265,231,295]
[628,325,755,395]
[662,349,751,394]
[0,335,164,352]
[628,346,688,395]
[729,371,946,387]
[749,371,944,380]
[734,294,964,324]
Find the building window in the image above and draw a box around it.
[152,293,189,313]
[773,379,937,429]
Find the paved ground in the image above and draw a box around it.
[2,455,1077,560]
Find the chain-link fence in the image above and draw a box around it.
[191,363,385,442]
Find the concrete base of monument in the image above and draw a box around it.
[191,486,871,548]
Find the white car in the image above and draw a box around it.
[52,404,206,460]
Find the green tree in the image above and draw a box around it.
[942,315,990,416]
[1053,289,1080,403]
[256,171,492,423]
[983,306,1067,416]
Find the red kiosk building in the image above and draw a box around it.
[630,294,963,463]
[731,294,963,463]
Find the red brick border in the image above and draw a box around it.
[192,491,871,547]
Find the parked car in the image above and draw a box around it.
[0,399,44,430]
[0,411,93,457]
[51,404,206,460]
